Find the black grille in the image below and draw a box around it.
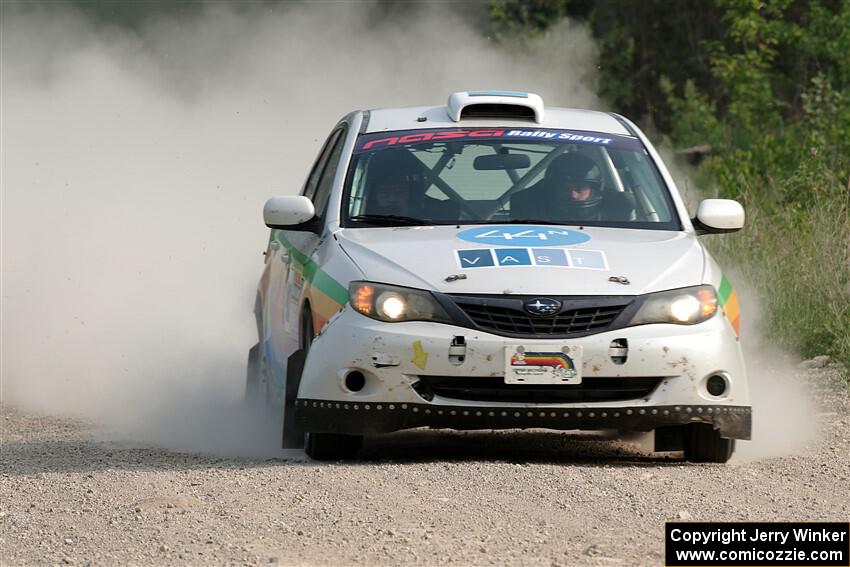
[415,376,662,404]
[447,295,632,338]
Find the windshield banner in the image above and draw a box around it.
[355,128,643,153]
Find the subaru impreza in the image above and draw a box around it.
[248,91,749,462]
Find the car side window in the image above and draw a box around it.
[302,129,343,200]
[311,127,347,219]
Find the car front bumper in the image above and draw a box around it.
[294,307,751,440]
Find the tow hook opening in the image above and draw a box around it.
[706,374,729,397]
[609,338,628,365]
[344,371,366,393]
[449,335,467,366]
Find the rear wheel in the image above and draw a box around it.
[683,423,735,463]
[305,432,363,461]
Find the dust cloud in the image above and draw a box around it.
[731,281,818,461]
[1,1,598,456]
[663,154,818,462]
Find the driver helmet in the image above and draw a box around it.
[543,152,603,220]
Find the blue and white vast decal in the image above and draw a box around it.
[456,249,495,268]
[494,248,532,266]
[532,248,569,266]
[456,225,591,247]
[456,248,608,270]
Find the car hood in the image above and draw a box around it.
[336,225,704,296]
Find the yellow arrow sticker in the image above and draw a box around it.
[411,340,429,370]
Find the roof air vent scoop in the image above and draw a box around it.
[447,91,544,124]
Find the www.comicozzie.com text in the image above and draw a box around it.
[669,526,848,546]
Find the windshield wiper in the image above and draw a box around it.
[481,219,575,226]
[349,214,436,226]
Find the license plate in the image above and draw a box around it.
[504,344,582,385]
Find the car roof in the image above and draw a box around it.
[364,104,632,137]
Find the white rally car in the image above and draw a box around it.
[249,91,749,462]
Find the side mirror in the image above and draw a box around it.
[263,196,317,230]
[692,199,745,235]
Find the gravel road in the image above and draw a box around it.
[2,365,848,567]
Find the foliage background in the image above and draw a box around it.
[491,0,850,372]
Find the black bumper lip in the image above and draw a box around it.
[294,399,752,440]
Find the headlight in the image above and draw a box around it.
[349,281,453,323]
[629,285,718,326]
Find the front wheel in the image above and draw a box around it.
[305,432,363,461]
[683,423,736,463]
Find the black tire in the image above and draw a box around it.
[683,423,736,463]
[305,432,363,461]
[245,343,262,406]
[281,348,306,449]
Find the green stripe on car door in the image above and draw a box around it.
[273,231,349,306]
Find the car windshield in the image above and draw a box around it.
[343,127,680,230]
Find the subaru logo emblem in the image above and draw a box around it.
[524,298,561,316]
